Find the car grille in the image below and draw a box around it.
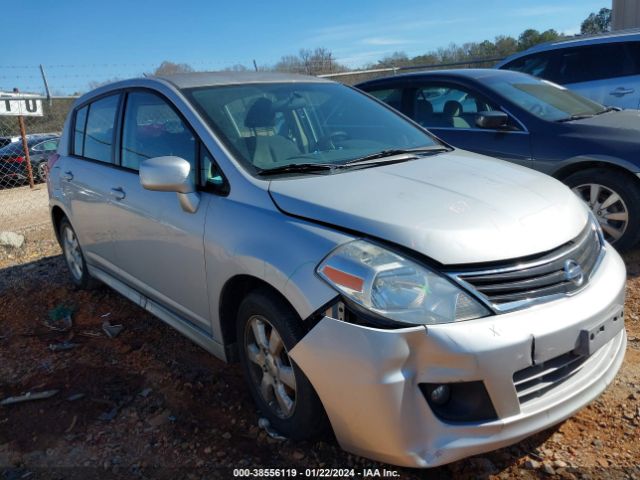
[450,221,603,311]
[513,352,588,404]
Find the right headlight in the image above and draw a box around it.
[317,240,491,326]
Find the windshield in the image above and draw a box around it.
[487,76,606,122]
[185,82,439,174]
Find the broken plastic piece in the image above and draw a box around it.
[258,417,287,440]
[102,320,124,339]
[48,341,78,352]
[1,390,59,406]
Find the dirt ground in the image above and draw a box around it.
[0,223,639,480]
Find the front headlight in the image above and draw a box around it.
[317,240,490,326]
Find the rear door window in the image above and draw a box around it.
[367,88,404,112]
[80,95,120,163]
[554,43,634,84]
[32,139,59,152]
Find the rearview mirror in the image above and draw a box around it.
[475,111,509,130]
[139,156,200,213]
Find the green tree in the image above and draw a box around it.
[581,7,612,34]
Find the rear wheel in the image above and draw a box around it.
[59,218,99,289]
[236,289,327,440]
[565,168,640,250]
[36,162,47,183]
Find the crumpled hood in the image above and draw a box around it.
[269,150,588,265]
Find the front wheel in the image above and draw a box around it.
[565,168,640,250]
[236,289,327,440]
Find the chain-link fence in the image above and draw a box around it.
[0,95,75,237]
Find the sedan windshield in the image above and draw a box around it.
[185,82,439,175]
[487,76,607,122]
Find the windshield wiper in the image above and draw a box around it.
[256,163,337,176]
[595,106,621,115]
[555,114,595,123]
[344,146,451,165]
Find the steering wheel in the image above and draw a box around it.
[329,131,349,143]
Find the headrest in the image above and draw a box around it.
[244,97,275,128]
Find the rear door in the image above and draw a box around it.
[107,90,212,333]
[548,43,639,109]
[59,94,122,273]
[402,82,532,168]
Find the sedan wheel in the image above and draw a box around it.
[36,162,48,182]
[245,315,297,419]
[572,183,628,243]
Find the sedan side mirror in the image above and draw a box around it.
[475,111,509,130]
[139,156,200,213]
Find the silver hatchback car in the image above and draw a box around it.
[47,72,626,468]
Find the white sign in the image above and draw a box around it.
[0,97,43,117]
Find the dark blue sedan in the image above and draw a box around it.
[357,69,640,250]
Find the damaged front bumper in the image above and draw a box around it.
[290,247,627,468]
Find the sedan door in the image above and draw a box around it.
[404,82,533,168]
[107,90,212,333]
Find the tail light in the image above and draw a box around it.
[48,153,60,170]
[7,156,25,163]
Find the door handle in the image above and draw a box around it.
[610,87,635,97]
[109,187,126,201]
[62,171,73,181]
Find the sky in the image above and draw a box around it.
[3,0,607,94]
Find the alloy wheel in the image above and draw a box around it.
[572,183,628,243]
[245,315,297,419]
[62,225,84,281]
[37,162,47,182]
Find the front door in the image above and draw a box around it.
[108,90,211,333]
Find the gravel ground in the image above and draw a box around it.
[0,224,639,480]
[0,185,49,233]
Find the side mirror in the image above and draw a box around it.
[139,156,200,213]
[475,111,509,130]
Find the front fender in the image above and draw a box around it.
[551,154,640,179]
[203,197,351,343]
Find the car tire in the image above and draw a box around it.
[564,168,640,250]
[36,162,47,183]
[59,218,99,289]
[236,288,327,440]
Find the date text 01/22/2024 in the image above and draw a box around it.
[232,468,401,477]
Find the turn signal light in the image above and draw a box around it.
[321,265,364,293]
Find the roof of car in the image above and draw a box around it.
[154,71,333,89]
[357,68,526,87]
[497,28,640,65]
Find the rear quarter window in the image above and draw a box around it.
[73,94,120,163]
